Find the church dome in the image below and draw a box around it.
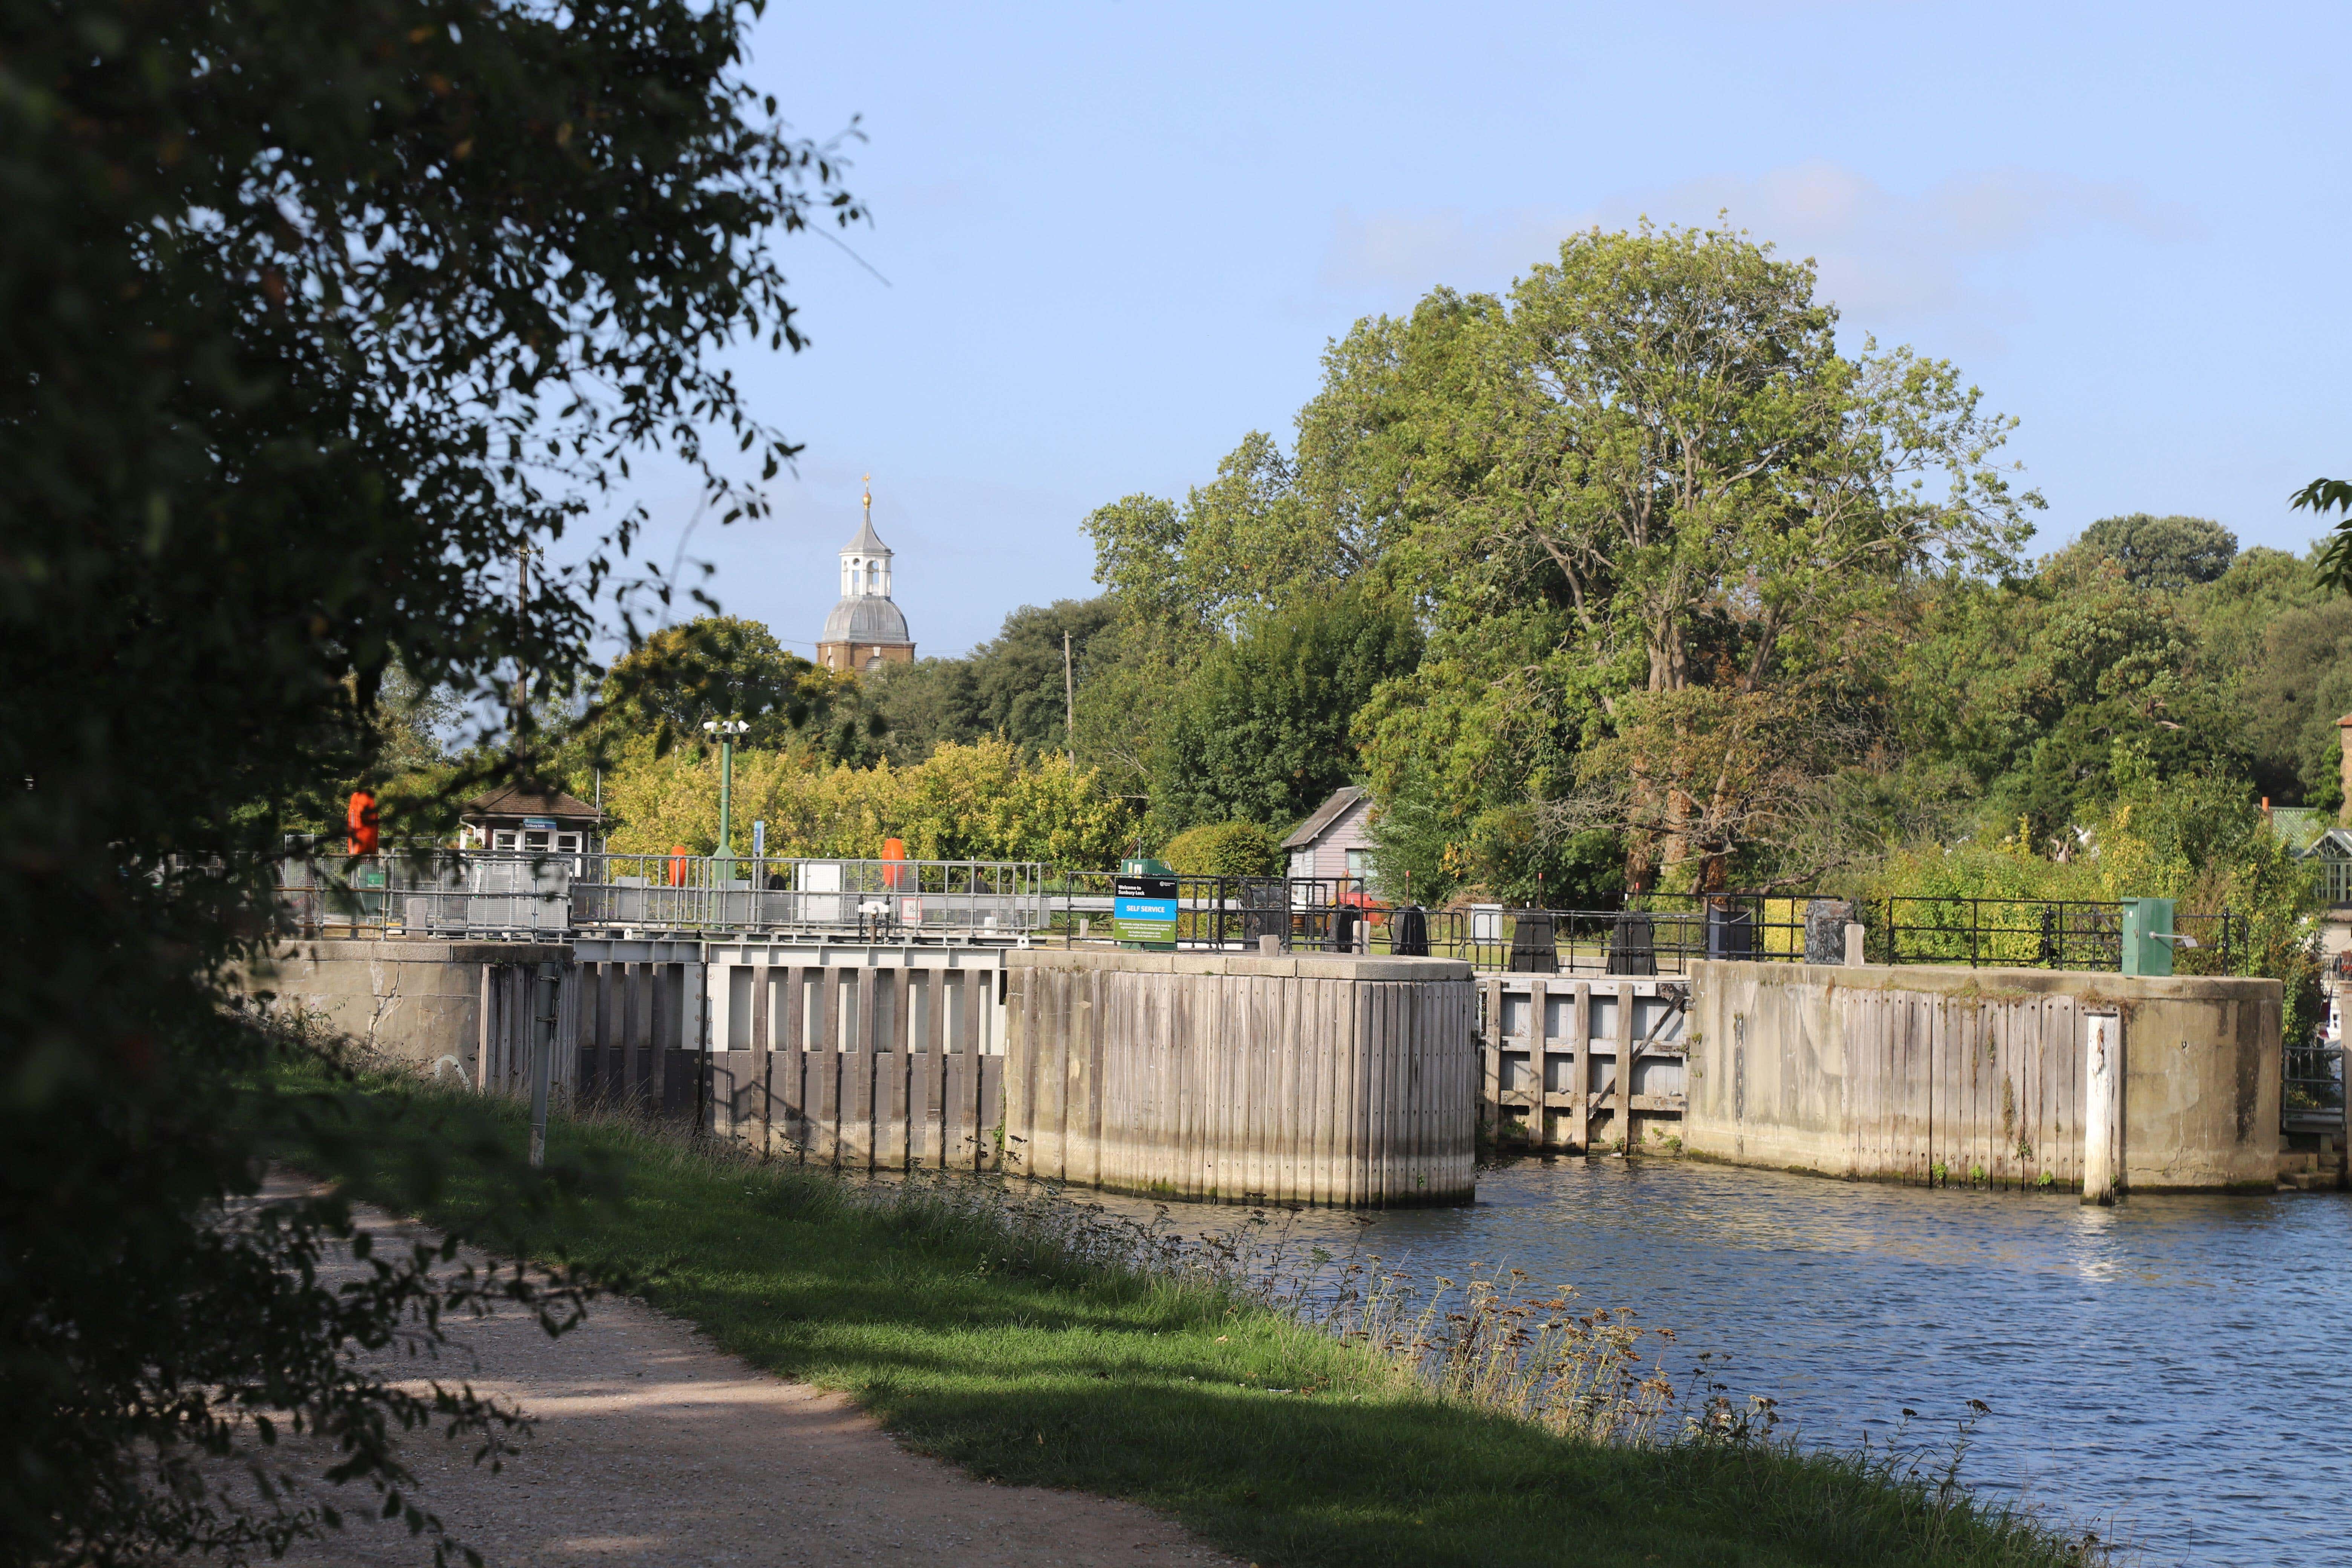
[821,593,910,645]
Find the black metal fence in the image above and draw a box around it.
[1048,873,1374,952]
[1050,882,1824,971]
[1052,878,2241,979]
[2284,1041,2345,1133]
[1876,896,2240,971]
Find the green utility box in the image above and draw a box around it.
[2120,896,2177,977]
[1113,856,1179,951]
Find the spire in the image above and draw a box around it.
[844,472,888,556]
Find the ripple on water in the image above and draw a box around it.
[1341,1159,2352,1567]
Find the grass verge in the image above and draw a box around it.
[306,1072,2101,1568]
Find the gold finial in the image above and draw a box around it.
[862,472,871,519]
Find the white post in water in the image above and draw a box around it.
[529,960,560,1169]
[2082,1008,2122,1205]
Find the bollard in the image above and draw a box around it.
[529,960,560,1169]
[1259,934,1282,956]
[2082,1008,2122,1205]
[1843,921,1868,966]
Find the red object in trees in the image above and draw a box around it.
[668,844,689,887]
[346,790,379,856]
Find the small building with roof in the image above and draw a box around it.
[817,478,916,674]
[1283,785,1375,885]
[459,784,603,856]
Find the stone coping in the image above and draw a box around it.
[1689,958,2280,1004]
[1009,948,1473,982]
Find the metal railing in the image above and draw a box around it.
[2284,1041,2345,1133]
[1878,897,2240,971]
[1392,895,1819,973]
[274,850,1048,939]
[573,853,1047,936]
[276,850,573,939]
[1046,882,1821,969]
[1048,873,1378,952]
[271,849,2245,975]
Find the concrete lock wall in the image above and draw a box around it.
[1002,948,1478,1207]
[239,938,572,1089]
[1682,960,2281,1192]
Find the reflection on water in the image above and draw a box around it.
[1338,1157,2352,1567]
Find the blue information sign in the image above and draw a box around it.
[1113,874,1179,945]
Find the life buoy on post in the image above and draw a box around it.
[667,844,689,887]
[346,790,379,857]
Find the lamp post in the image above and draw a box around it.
[703,718,750,865]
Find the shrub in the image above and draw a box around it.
[603,736,1138,868]
[1160,820,1285,876]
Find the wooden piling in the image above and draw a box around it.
[2082,1008,2121,1205]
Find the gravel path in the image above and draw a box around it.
[265,1188,1242,1568]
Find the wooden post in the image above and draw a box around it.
[1481,975,1503,1144]
[926,962,948,1057]
[475,962,494,1090]
[750,957,772,1153]
[1612,979,1634,1151]
[2082,1008,2122,1205]
[1570,980,1590,1152]
[1527,977,1548,1149]
[778,965,807,1161]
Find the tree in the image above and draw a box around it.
[2233,600,2352,808]
[866,597,1119,763]
[1152,586,1422,832]
[965,597,1120,751]
[2291,476,2352,593]
[2072,513,2237,590]
[865,657,982,762]
[0,2,858,1557]
[1067,617,1191,798]
[1895,553,2246,840]
[1083,435,1366,639]
[1366,223,2037,891]
[590,614,886,765]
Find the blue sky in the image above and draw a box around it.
[608,0,2352,660]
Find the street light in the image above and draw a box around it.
[703,718,750,864]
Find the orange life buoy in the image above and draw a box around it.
[346,790,379,856]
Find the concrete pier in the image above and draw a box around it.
[1003,948,1478,1207]
[1681,961,2281,1193]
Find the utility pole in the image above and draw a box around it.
[511,540,530,738]
[1063,628,1076,767]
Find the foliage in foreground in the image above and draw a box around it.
[0,0,846,1559]
[333,1077,2104,1568]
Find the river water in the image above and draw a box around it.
[1320,1157,2350,1567]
